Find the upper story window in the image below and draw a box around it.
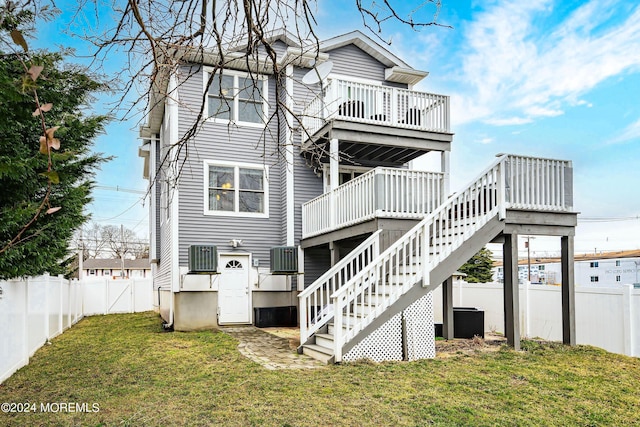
[616,260,621,267]
[206,70,268,126]
[590,261,599,268]
[205,160,268,218]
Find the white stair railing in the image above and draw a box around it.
[299,230,382,344]
[330,154,573,361]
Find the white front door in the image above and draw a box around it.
[218,255,251,324]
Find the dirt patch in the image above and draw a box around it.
[261,327,300,350]
[435,333,507,358]
[263,327,508,358]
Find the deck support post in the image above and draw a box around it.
[503,233,521,350]
[441,150,451,197]
[329,137,339,231]
[561,235,576,345]
[442,276,454,339]
[329,241,340,267]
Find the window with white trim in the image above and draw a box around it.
[590,276,599,282]
[205,161,268,217]
[206,71,267,125]
[590,261,599,268]
[616,260,621,267]
[616,275,621,282]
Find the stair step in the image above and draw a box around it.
[314,333,334,348]
[352,302,378,315]
[372,284,404,295]
[327,322,344,335]
[302,344,334,364]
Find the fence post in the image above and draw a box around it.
[622,284,634,357]
[56,274,62,335]
[23,278,29,365]
[523,280,531,338]
[104,278,109,315]
[44,275,50,340]
[132,279,136,313]
[62,275,71,329]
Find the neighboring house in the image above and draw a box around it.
[139,29,577,363]
[81,258,151,280]
[493,250,640,287]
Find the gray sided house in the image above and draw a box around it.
[139,30,578,364]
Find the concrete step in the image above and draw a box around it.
[302,343,334,364]
[314,333,334,348]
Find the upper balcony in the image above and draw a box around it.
[300,78,453,168]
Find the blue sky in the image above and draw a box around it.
[34,0,640,256]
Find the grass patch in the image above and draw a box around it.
[1,312,639,426]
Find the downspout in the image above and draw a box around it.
[164,74,180,330]
[285,64,295,246]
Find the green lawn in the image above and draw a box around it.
[1,312,639,426]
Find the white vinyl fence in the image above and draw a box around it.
[0,275,153,384]
[433,282,640,358]
[81,277,154,315]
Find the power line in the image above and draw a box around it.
[94,185,146,195]
[579,216,640,223]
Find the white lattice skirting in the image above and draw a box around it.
[343,292,435,362]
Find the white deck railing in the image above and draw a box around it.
[502,155,573,212]
[299,230,382,345]
[330,154,573,361]
[301,78,450,139]
[302,168,444,239]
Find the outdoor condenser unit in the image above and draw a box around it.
[270,246,298,274]
[188,245,218,273]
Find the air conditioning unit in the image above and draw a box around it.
[270,246,298,274]
[188,245,218,273]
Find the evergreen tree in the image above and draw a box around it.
[0,8,108,278]
[459,247,494,283]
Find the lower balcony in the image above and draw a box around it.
[301,167,444,243]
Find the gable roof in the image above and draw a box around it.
[320,30,410,69]
[319,30,428,85]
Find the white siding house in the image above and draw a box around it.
[139,29,577,363]
[81,258,151,280]
[493,250,640,287]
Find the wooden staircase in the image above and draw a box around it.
[299,154,574,363]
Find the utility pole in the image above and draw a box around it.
[527,236,531,282]
[525,236,536,282]
[78,228,83,280]
[120,224,125,279]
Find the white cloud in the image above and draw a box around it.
[525,106,564,117]
[477,137,494,144]
[452,0,640,125]
[485,117,533,126]
[609,117,640,144]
